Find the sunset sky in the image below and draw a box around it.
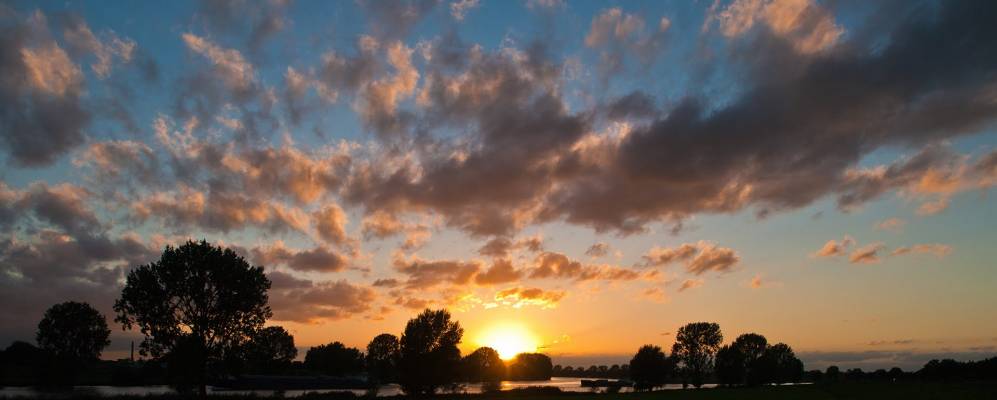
[1,0,996,371]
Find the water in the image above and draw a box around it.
[0,378,722,398]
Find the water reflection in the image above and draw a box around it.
[0,378,726,398]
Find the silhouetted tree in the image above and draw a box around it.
[753,343,803,384]
[35,301,111,385]
[732,333,767,385]
[507,353,553,380]
[714,345,745,386]
[462,347,506,383]
[629,345,672,391]
[366,333,400,385]
[37,301,111,361]
[888,367,905,381]
[825,365,840,381]
[305,342,364,376]
[114,240,272,395]
[398,309,463,395]
[241,326,297,374]
[671,322,722,388]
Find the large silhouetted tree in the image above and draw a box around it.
[462,347,506,383]
[715,344,745,386]
[114,240,271,395]
[671,322,723,388]
[754,343,804,384]
[629,345,672,391]
[367,333,400,385]
[508,353,553,380]
[398,309,463,395]
[305,341,365,376]
[36,301,111,361]
[732,333,767,385]
[241,326,297,373]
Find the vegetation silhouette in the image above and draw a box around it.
[629,345,673,391]
[365,333,400,387]
[507,353,553,381]
[114,240,272,395]
[305,342,365,377]
[3,239,997,396]
[671,322,723,388]
[397,309,463,395]
[35,301,111,385]
[461,347,505,387]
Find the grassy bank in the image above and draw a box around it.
[4,382,997,400]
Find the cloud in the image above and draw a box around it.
[585,8,670,79]
[813,235,856,258]
[474,259,524,285]
[849,242,885,264]
[251,241,349,273]
[641,287,668,303]
[641,241,740,275]
[450,0,479,21]
[0,10,90,167]
[131,187,311,236]
[891,243,952,258]
[747,273,782,289]
[530,251,655,282]
[61,16,135,79]
[182,33,255,93]
[492,287,565,309]
[707,0,843,54]
[359,0,438,40]
[270,279,376,323]
[584,242,611,258]
[875,218,906,232]
[678,278,704,292]
[478,235,546,258]
[313,204,350,246]
[392,255,481,289]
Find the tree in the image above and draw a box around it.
[671,322,723,388]
[825,365,840,381]
[241,326,297,374]
[36,301,111,361]
[462,347,506,383]
[305,342,365,376]
[398,309,463,395]
[714,345,745,386]
[629,345,672,391]
[114,240,272,395]
[754,343,804,384]
[507,353,553,380]
[732,333,767,385]
[366,333,400,384]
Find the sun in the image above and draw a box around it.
[477,322,539,360]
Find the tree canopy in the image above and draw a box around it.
[398,309,463,395]
[462,347,505,383]
[305,341,365,376]
[240,326,297,374]
[114,240,271,393]
[629,344,672,391]
[507,353,553,381]
[671,322,723,388]
[366,333,400,384]
[36,301,110,362]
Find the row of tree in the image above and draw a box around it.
[625,323,805,390]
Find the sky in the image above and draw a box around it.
[1,0,996,371]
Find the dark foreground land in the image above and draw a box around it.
[4,383,997,400]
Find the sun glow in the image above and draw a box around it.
[477,322,539,360]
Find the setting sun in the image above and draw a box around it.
[477,323,539,360]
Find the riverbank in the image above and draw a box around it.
[2,382,997,400]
